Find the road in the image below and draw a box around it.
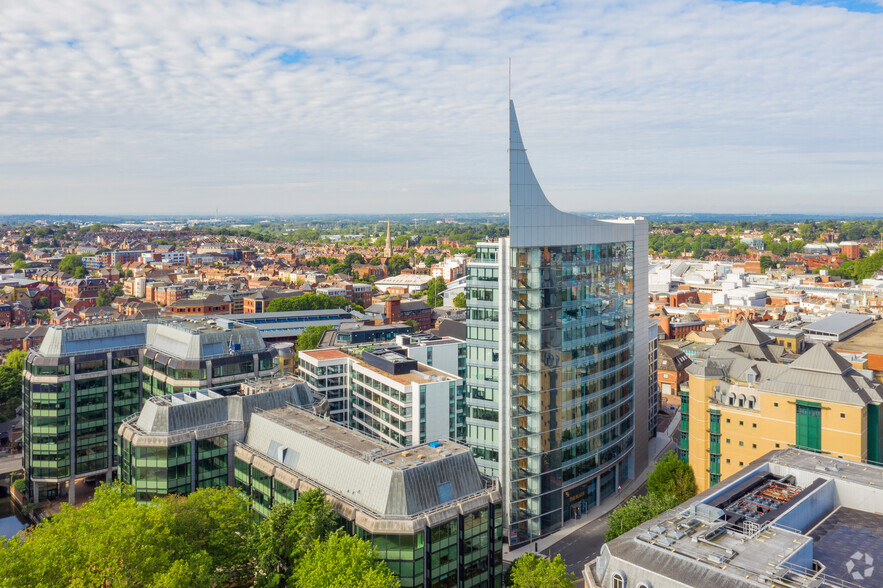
[0,454,22,476]
[543,436,676,579]
[542,480,648,578]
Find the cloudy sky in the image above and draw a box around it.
[1,0,881,216]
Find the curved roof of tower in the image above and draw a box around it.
[509,101,644,248]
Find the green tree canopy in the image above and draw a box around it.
[646,451,697,502]
[251,491,342,588]
[12,259,27,270]
[452,292,466,308]
[266,293,350,313]
[58,254,86,278]
[605,493,682,542]
[0,483,253,587]
[386,255,410,277]
[425,277,447,308]
[296,325,333,358]
[0,350,26,406]
[508,553,575,588]
[292,531,399,588]
[7,252,25,263]
[96,289,112,307]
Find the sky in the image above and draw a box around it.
[1,0,881,216]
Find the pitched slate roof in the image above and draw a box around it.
[720,321,773,347]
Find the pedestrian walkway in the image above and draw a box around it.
[504,429,674,562]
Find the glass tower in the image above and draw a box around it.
[465,102,649,546]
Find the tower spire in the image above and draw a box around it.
[384,219,392,258]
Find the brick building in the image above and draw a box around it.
[60,277,107,301]
[165,294,231,316]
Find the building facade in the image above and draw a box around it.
[22,318,280,502]
[234,407,503,588]
[464,102,649,546]
[683,321,883,491]
[117,377,322,501]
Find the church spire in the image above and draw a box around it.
[384,219,392,258]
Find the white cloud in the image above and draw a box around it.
[0,0,881,215]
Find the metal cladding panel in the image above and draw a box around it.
[39,322,148,357]
[508,100,644,249]
[244,414,396,515]
[400,452,485,515]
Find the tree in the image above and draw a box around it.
[108,283,125,297]
[386,255,410,277]
[252,489,343,587]
[0,350,26,405]
[7,252,25,264]
[424,254,438,267]
[759,255,773,273]
[266,293,350,313]
[646,451,697,502]
[419,236,436,247]
[58,254,86,278]
[292,531,399,588]
[161,486,256,582]
[12,259,27,270]
[452,292,466,308]
[0,483,251,586]
[96,289,112,307]
[425,277,447,308]
[605,493,682,542]
[296,325,333,356]
[392,235,409,247]
[405,319,419,333]
[508,553,575,588]
[275,246,285,254]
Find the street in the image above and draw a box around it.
[542,480,648,578]
[541,435,676,580]
[0,454,22,476]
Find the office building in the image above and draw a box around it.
[22,318,280,502]
[117,377,323,501]
[234,407,503,588]
[297,348,351,424]
[299,333,466,437]
[683,321,883,491]
[587,448,883,588]
[464,102,649,546]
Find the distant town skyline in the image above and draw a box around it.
[2,0,881,215]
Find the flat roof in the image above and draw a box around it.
[300,349,349,361]
[810,507,883,585]
[802,312,873,338]
[257,405,468,467]
[351,356,458,386]
[834,318,883,356]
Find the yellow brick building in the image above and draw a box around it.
[682,322,883,491]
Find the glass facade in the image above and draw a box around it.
[466,241,636,545]
[118,438,191,501]
[235,458,502,587]
[23,350,144,498]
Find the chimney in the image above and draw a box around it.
[385,297,401,324]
